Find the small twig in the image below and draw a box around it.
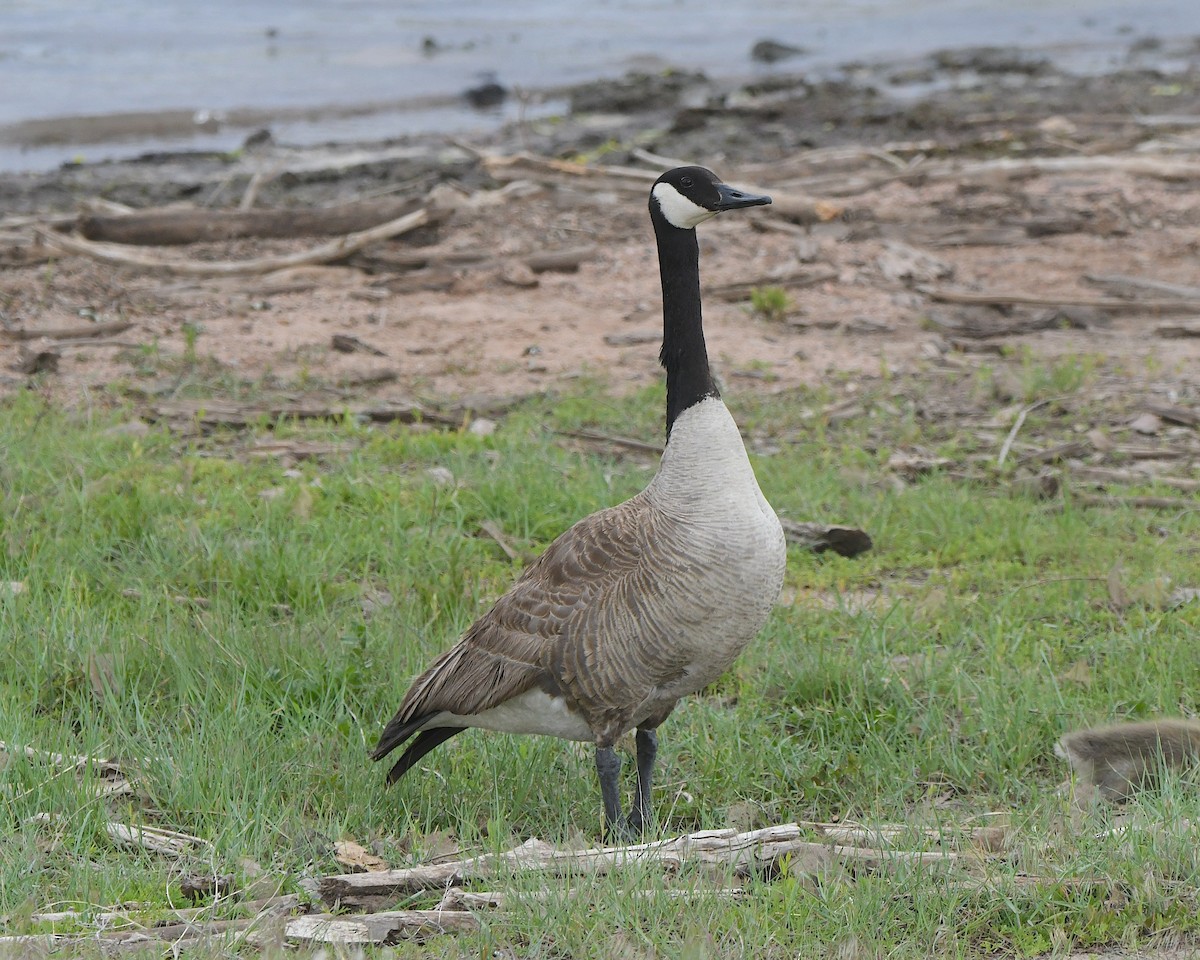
[630,146,692,170]
[104,822,210,857]
[558,428,665,456]
[997,399,1056,467]
[477,519,527,563]
[1073,492,1199,511]
[238,170,269,210]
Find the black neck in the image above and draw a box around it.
[653,213,719,439]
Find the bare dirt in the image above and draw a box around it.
[2,43,1199,432]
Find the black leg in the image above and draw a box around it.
[627,727,658,835]
[595,745,625,838]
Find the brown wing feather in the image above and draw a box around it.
[378,493,655,738]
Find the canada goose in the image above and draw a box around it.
[372,166,786,837]
[1057,719,1200,803]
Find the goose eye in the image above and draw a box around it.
[679,176,693,188]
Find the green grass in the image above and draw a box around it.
[1,377,1198,958]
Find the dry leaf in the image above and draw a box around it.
[334,839,390,873]
[1,581,25,598]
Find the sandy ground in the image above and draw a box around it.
[3,162,1199,415]
[1,44,1199,427]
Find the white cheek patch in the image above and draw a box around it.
[652,182,717,229]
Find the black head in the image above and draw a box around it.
[649,165,771,230]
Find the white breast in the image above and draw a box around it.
[643,397,787,676]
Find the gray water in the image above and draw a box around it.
[2,0,1199,172]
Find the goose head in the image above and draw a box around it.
[649,165,771,230]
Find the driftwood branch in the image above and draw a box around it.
[919,285,1200,312]
[1155,321,1200,338]
[26,894,300,929]
[316,825,963,910]
[284,910,479,945]
[0,319,133,342]
[1073,492,1199,511]
[1068,464,1200,492]
[350,243,596,275]
[707,268,838,302]
[1083,273,1200,300]
[147,396,516,430]
[481,153,840,224]
[0,740,127,777]
[3,897,301,953]
[34,207,431,278]
[77,197,423,246]
[796,154,1200,196]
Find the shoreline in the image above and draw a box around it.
[2,32,1197,183]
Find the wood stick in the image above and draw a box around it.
[104,822,209,857]
[1068,465,1200,492]
[0,319,133,341]
[285,910,479,944]
[792,154,1200,196]
[1155,321,1200,338]
[1083,273,1200,300]
[78,196,422,245]
[148,397,514,430]
[1074,492,1199,510]
[707,268,838,302]
[477,520,527,563]
[481,153,839,223]
[998,399,1055,467]
[350,244,595,277]
[919,285,1200,312]
[558,428,665,456]
[0,917,264,951]
[28,894,300,928]
[34,207,430,278]
[0,740,125,776]
[315,825,962,909]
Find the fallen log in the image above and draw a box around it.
[34,207,432,278]
[78,197,423,246]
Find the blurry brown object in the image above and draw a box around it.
[1056,719,1200,802]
